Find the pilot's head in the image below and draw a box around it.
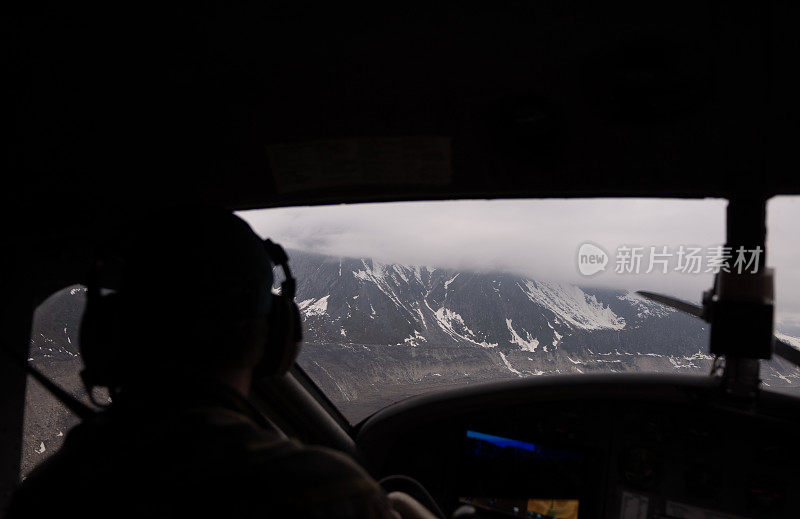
[115,207,274,393]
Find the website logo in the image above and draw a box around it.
[577,243,609,276]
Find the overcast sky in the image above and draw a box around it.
[238,197,800,332]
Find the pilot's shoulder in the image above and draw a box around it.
[248,437,370,478]
[250,443,392,516]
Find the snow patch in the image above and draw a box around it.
[668,356,697,369]
[301,295,330,316]
[518,280,625,331]
[444,273,460,289]
[403,330,427,347]
[506,319,539,352]
[393,264,409,283]
[498,352,522,377]
[354,259,416,316]
[432,307,497,348]
[683,350,713,361]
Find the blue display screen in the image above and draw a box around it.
[465,430,581,462]
[466,430,543,454]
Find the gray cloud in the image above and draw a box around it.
[239,197,800,330]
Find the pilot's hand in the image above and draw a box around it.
[388,491,440,519]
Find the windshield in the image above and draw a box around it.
[22,197,800,472]
[762,196,800,390]
[239,198,800,423]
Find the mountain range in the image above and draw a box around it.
[288,250,800,421]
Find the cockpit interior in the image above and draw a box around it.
[5,5,800,518]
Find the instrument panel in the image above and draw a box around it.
[459,430,582,518]
[356,375,800,519]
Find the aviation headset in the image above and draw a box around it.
[79,237,302,398]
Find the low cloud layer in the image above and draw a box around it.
[239,197,800,331]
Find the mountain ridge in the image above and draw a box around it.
[285,248,800,421]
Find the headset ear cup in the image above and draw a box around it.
[257,295,302,377]
[289,300,302,344]
[79,292,122,389]
[279,300,302,373]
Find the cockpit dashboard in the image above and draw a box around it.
[356,375,800,519]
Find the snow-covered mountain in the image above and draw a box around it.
[292,251,691,350]
[287,249,800,421]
